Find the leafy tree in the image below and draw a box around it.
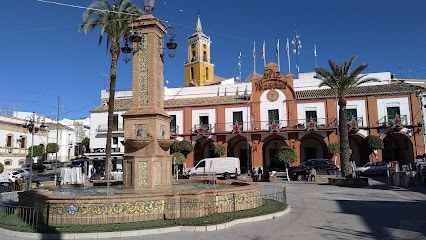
[28,145,44,158]
[82,137,90,153]
[365,135,384,151]
[327,142,340,155]
[315,56,378,177]
[170,140,193,157]
[213,144,226,157]
[0,162,4,174]
[46,143,59,159]
[172,152,186,164]
[80,0,143,178]
[275,146,297,181]
[365,135,384,161]
[172,152,186,176]
[327,142,340,166]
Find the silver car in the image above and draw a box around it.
[356,162,389,176]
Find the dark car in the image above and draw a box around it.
[22,163,46,173]
[289,159,338,181]
[42,160,64,170]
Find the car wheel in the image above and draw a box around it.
[297,174,305,181]
[223,172,231,180]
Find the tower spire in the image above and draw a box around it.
[195,10,202,33]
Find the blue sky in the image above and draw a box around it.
[1,0,426,120]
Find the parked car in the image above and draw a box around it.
[43,160,64,170]
[22,163,46,173]
[356,162,389,176]
[8,171,22,182]
[15,168,30,178]
[289,159,339,181]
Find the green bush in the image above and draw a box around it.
[365,135,384,151]
[213,144,226,157]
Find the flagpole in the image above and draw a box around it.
[286,38,291,74]
[262,40,266,68]
[238,51,242,82]
[314,44,318,68]
[276,39,281,72]
[253,41,256,74]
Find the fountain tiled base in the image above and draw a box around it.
[18,180,261,225]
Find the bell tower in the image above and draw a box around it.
[183,14,215,87]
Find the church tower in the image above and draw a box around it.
[184,14,215,87]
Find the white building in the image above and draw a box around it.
[0,112,89,171]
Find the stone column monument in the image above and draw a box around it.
[122,13,174,191]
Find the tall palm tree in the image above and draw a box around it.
[79,0,142,179]
[314,56,378,177]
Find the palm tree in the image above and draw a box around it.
[79,0,143,179]
[314,56,378,177]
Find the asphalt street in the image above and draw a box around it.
[1,176,425,240]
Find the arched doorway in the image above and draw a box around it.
[193,138,214,166]
[300,134,327,162]
[262,136,287,171]
[382,133,414,165]
[228,136,251,174]
[349,135,369,166]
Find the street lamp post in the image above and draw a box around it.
[23,112,46,190]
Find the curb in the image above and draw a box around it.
[0,206,291,239]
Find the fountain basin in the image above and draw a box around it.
[18,179,261,225]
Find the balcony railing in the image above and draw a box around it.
[191,118,337,135]
[191,124,213,135]
[377,114,408,127]
[96,125,124,133]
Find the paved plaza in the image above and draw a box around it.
[1,176,425,240]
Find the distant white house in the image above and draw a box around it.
[0,112,90,171]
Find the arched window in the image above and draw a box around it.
[4,159,12,166]
[18,160,25,166]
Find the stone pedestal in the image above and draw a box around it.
[122,13,173,191]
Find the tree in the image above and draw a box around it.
[0,162,4,174]
[327,142,340,166]
[365,135,384,161]
[172,152,186,176]
[315,56,378,177]
[170,140,193,157]
[80,0,143,179]
[46,143,59,159]
[213,144,226,157]
[28,145,44,159]
[82,137,90,153]
[275,146,297,181]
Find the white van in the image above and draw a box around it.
[188,157,240,179]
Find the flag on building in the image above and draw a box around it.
[253,41,256,73]
[314,44,317,57]
[276,39,281,72]
[286,38,290,57]
[275,39,280,59]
